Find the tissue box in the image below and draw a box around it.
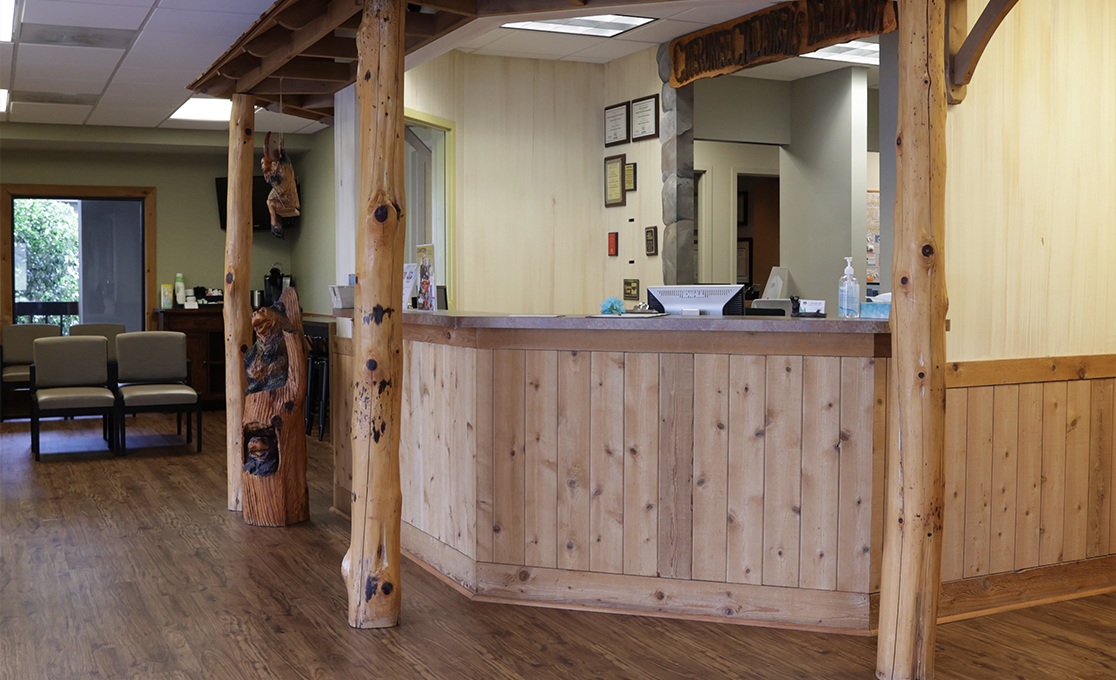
[329,285,355,309]
[860,302,891,319]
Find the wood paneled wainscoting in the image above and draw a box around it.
[937,355,1116,621]
[334,313,891,633]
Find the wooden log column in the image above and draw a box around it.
[224,93,255,512]
[877,1,948,679]
[341,0,406,628]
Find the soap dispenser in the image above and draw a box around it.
[838,257,860,318]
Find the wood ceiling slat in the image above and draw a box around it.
[274,57,356,81]
[302,34,358,59]
[235,0,363,95]
[254,77,343,95]
[277,0,333,30]
[413,1,478,17]
[245,26,294,58]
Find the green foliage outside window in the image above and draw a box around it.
[12,199,80,328]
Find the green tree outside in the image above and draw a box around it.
[12,198,80,326]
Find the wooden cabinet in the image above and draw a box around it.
[155,309,225,407]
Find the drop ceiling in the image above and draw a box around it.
[1,0,875,132]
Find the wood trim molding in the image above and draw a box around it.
[946,355,1116,388]
[937,555,1116,622]
[0,184,156,330]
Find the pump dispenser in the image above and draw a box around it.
[174,273,186,306]
[838,257,860,318]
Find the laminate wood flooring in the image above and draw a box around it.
[1,414,1113,679]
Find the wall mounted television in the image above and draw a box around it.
[215,176,300,232]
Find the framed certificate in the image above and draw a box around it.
[624,162,637,192]
[604,154,626,207]
[604,101,630,147]
[630,94,659,142]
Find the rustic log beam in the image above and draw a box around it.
[341,0,406,629]
[236,0,363,94]
[413,0,476,16]
[253,77,350,95]
[274,57,357,82]
[223,94,255,513]
[876,1,949,679]
[245,27,293,58]
[948,0,1019,104]
[278,0,333,30]
[303,34,359,60]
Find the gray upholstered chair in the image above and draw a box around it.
[2,323,62,421]
[114,331,201,454]
[69,323,127,363]
[30,336,117,461]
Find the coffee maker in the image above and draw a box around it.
[262,264,293,307]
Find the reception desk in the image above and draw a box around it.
[334,312,891,632]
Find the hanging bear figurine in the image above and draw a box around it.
[261,131,300,238]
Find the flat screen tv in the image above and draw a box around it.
[215,176,300,232]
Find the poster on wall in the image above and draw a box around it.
[416,244,437,311]
[866,190,881,283]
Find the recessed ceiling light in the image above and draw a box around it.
[0,89,8,113]
[1,0,15,42]
[171,97,232,122]
[501,14,654,38]
[801,39,880,66]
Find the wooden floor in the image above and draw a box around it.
[2,415,1114,680]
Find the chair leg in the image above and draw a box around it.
[118,409,127,455]
[305,354,317,435]
[196,405,202,452]
[31,408,40,462]
[176,412,183,436]
[186,407,193,444]
[318,360,329,441]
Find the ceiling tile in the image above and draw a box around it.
[614,18,706,44]
[565,39,657,63]
[143,7,260,37]
[85,104,170,127]
[0,44,13,89]
[13,74,107,96]
[15,43,124,83]
[22,1,151,30]
[671,1,777,25]
[10,101,92,124]
[156,0,272,14]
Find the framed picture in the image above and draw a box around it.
[630,94,659,142]
[604,154,626,207]
[604,101,630,147]
[645,226,658,256]
[623,278,640,301]
[624,162,637,192]
[608,231,619,256]
[736,237,753,285]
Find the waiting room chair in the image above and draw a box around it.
[2,323,62,421]
[114,331,201,454]
[30,336,117,462]
[70,323,127,363]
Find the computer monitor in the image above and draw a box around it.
[647,285,745,316]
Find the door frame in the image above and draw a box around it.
[1,184,157,329]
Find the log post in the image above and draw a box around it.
[341,0,406,628]
[241,286,310,526]
[876,1,948,679]
[224,94,255,512]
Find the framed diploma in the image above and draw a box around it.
[645,226,658,256]
[604,101,630,147]
[604,154,626,207]
[630,94,659,142]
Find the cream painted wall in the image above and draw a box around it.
[694,141,780,284]
[289,127,336,315]
[394,48,664,314]
[945,0,1116,360]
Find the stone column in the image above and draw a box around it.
[657,43,696,285]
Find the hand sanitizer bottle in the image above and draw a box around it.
[838,257,860,318]
[174,273,186,306]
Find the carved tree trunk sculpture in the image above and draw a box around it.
[224,93,255,512]
[241,286,310,527]
[877,1,949,678]
[342,0,406,629]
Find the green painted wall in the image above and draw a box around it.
[0,123,336,316]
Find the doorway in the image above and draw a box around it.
[737,175,780,292]
[1,185,156,330]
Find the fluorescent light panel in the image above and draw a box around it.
[0,89,8,112]
[1,0,15,42]
[502,14,654,38]
[171,97,232,121]
[801,39,879,66]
